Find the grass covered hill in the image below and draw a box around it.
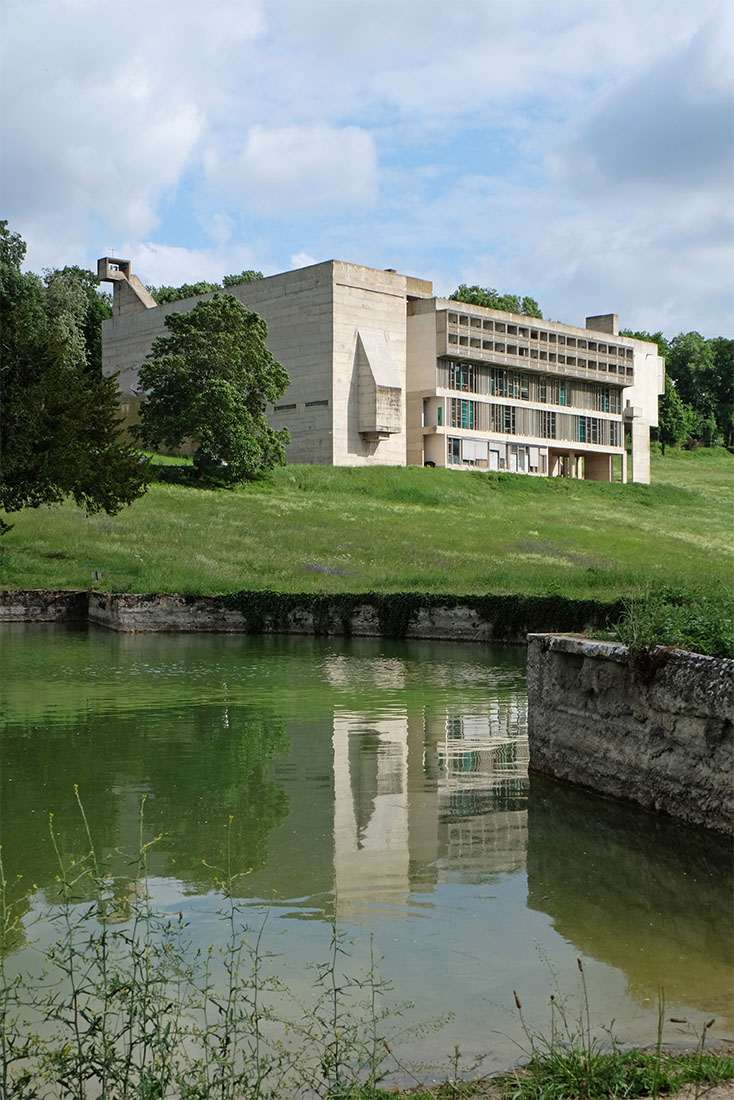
[1,446,732,605]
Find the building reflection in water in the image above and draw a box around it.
[331,690,529,920]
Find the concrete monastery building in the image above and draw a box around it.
[100,257,665,483]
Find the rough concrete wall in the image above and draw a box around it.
[84,595,499,640]
[0,589,89,622]
[102,264,336,466]
[1,590,624,642]
[229,264,335,465]
[406,302,441,466]
[332,264,408,466]
[526,634,733,835]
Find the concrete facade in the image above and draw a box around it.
[100,257,663,482]
[407,298,663,480]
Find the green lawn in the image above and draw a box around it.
[1,446,732,602]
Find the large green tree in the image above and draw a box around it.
[621,328,734,449]
[222,269,263,287]
[666,332,733,447]
[656,376,700,452]
[147,269,264,305]
[449,284,543,318]
[0,223,148,532]
[47,264,113,375]
[134,294,290,481]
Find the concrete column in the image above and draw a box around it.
[623,405,651,485]
[630,419,651,484]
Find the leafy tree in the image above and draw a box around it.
[621,328,734,449]
[222,269,263,287]
[665,332,733,448]
[0,223,148,533]
[146,281,221,305]
[134,294,290,481]
[707,337,733,447]
[666,332,715,413]
[657,376,699,452]
[46,265,112,375]
[450,284,543,318]
[146,271,263,304]
[619,329,671,360]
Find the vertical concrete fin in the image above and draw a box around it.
[357,330,402,436]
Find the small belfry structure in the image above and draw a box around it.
[100,257,664,482]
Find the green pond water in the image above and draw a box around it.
[1,623,732,1082]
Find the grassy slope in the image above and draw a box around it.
[1,447,732,601]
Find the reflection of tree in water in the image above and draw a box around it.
[1,704,290,902]
[526,774,733,1021]
[141,706,290,891]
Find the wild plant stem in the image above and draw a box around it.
[49,811,86,1099]
[652,988,665,1099]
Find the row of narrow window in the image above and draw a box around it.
[273,400,329,411]
[445,313,633,358]
[446,338,632,376]
[440,362,621,413]
[444,399,621,446]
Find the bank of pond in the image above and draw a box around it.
[1,625,731,1096]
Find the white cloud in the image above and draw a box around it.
[2,0,731,336]
[551,6,733,195]
[123,241,265,289]
[1,0,263,247]
[204,124,378,213]
[290,252,319,269]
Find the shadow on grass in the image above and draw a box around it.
[149,463,235,490]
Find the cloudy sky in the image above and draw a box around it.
[3,0,732,337]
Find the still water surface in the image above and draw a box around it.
[1,624,732,1078]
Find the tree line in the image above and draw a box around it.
[621,329,733,450]
[146,269,263,305]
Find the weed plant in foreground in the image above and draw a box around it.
[610,587,733,658]
[1,795,732,1099]
[0,793,434,1100]
[500,959,734,1100]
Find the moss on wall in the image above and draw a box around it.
[219,589,625,641]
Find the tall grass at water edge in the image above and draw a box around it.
[0,794,417,1100]
[0,447,732,609]
[2,795,732,1100]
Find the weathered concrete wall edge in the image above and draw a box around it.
[0,590,622,643]
[526,632,733,836]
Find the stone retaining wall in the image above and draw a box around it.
[0,590,622,644]
[0,589,89,623]
[526,633,733,835]
[86,593,501,640]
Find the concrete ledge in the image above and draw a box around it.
[527,633,734,835]
[0,590,623,643]
[0,589,89,622]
